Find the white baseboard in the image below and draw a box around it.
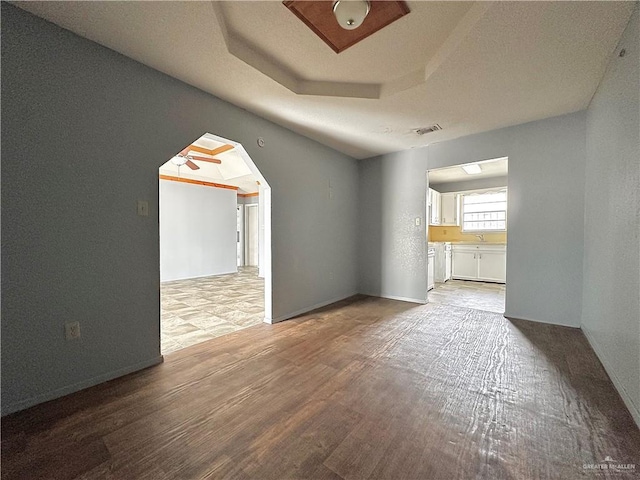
[1,355,164,416]
[268,292,359,324]
[379,294,426,304]
[582,327,640,429]
[360,291,426,305]
[161,269,238,283]
[503,312,580,328]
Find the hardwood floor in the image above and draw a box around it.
[2,296,639,479]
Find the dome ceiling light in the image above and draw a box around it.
[332,1,371,31]
[283,0,409,54]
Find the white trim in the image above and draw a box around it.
[1,356,164,416]
[503,312,580,328]
[236,204,244,267]
[380,294,426,304]
[582,327,640,429]
[162,269,238,283]
[267,292,359,324]
[244,203,259,267]
[444,185,508,196]
[360,291,426,305]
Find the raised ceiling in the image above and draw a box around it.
[159,134,260,194]
[282,0,410,54]
[13,1,635,159]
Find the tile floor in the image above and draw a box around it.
[160,267,264,354]
[428,279,506,314]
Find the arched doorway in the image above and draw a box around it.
[157,133,272,354]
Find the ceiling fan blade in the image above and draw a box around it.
[185,159,200,170]
[190,155,221,164]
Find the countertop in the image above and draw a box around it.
[452,242,507,245]
[429,241,506,246]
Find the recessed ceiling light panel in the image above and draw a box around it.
[462,164,482,175]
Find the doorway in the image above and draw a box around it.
[158,133,272,354]
[426,157,508,314]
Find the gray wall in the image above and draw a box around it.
[359,111,586,326]
[1,4,359,414]
[582,6,639,426]
[159,180,237,282]
[358,149,429,302]
[431,175,508,193]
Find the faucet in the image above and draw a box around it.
[475,234,485,242]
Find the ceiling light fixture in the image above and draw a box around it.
[170,154,188,166]
[462,164,482,175]
[333,0,371,30]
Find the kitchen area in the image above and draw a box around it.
[427,158,508,314]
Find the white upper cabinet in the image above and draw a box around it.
[440,193,459,226]
[429,188,441,225]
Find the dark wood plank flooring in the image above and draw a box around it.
[2,296,639,479]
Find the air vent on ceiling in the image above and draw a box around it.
[415,124,442,135]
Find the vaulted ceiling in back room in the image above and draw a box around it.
[159,134,260,194]
[13,1,635,159]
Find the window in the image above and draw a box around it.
[461,190,507,231]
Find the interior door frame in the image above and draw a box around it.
[236,204,245,267]
[244,203,259,267]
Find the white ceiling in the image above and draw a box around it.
[159,134,260,194]
[428,157,507,184]
[13,1,634,159]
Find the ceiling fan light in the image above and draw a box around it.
[170,154,188,166]
[333,0,370,30]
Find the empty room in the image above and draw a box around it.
[2,1,638,479]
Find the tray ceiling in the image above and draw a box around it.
[12,1,635,159]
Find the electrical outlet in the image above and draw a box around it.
[65,321,81,340]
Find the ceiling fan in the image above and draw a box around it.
[170,144,234,171]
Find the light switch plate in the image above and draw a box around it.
[137,200,149,216]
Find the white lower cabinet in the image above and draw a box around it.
[444,248,452,281]
[433,243,452,283]
[452,250,478,279]
[452,244,506,283]
[477,251,507,283]
[427,249,435,290]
